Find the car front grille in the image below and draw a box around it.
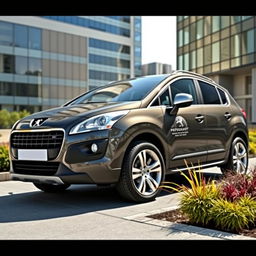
[12,161,60,176]
[11,130,64,149]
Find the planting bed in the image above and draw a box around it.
[149,208,256,238]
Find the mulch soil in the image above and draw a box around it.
[148,209,256,238]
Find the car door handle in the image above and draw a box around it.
[224,112,232,120]
[195,114,204,123]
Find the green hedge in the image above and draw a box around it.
[0,109,30,129]
[0,145,10,172]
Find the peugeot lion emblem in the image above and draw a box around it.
[30,118,47,127]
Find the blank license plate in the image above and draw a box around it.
[18,149,48,161]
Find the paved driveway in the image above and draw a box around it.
[0,159,255,240]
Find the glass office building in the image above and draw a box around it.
[177,16,256,123]
[0,16,141,113]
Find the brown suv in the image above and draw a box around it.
[10,71,248,202]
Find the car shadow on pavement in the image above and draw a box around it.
[0,184,135,223]
[0,171,223,223]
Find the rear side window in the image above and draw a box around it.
[170,79,198,104]
[217,88,228,104]
[198,81,221,104]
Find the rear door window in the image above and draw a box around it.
[198,81,221,104]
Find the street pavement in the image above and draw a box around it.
[0,159,256,240]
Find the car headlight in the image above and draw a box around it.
[69,110,129,135]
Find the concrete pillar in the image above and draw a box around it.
[251,68,256,123]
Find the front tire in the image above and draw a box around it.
[220,137,248,174]
[33,183,70,193]
[116,141,165,203]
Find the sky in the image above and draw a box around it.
[141,16,177,69]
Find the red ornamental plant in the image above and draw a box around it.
[220,170,256,201]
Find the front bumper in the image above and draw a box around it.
[10,128,122,185]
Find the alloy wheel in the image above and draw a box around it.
[131,149,162,196]
[233,141,248,174]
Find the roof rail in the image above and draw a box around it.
[172,70,216,84]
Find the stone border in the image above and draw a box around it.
[124,206,255,240]
[0,172,11,182]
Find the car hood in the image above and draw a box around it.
[16,101,141,130]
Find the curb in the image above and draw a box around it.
[0,172,11,182]
[124,206,256,240]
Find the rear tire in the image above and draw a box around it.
[220,137,248,174]
[116,141,165,203]
[33,183,70,193]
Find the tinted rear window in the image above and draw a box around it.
[217,88,228,104]
[198,81,221,104]
[68,75,169,105]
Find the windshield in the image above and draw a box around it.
[67,75,168,105]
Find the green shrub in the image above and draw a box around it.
[0,145,10,172]
[161,162,219,225]
[237,196,256,225]
[210,198,254,233]
[0,109,30,129]
[249,129,256,155]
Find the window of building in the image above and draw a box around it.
[243,29,255,54]
[204,45,211,65]
[221,38,230,61]
[245,76,252,95]
[245,98,252,122]
[196,19,204,39]
[184,53,189,70]
[231,34,240,58]
[212,42,220,63]
[28,57,42,76]
[190,50,196,69]
[15,56,28,75]
[0,21,13,46]
[197,48,203,67]
[217,88,228,104]
[29,27,42,50]
[242,16,252,21]
[212,16,220,33]
[190,22,196,42]
[0,82,14,96]
[14,24,28,48]
[184,26,189,45]
[178,55,183,70]
[15,83,28,97]
[221,16,230,29]
[170,79,197,104]
[231,16,241,24]
[198,81,221,104]
[0,54,14,73]
[178,30,183,47]
[204,16,211,36]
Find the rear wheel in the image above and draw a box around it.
[116,141,165,203]
[220,137,248,174]
[33,183,70,193]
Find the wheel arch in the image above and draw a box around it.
[110,125,169,171]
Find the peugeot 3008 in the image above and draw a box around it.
[10,71,248,202]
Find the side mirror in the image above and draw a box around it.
[173,93,193,108]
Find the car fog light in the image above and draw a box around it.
[91,143,98,153]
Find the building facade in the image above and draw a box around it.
[142,62,172,75]
[0,16,141,113]
[177,16,256,123]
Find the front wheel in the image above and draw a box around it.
[116,141,165,203]
[220,137,248,174]
[33,183,70,193]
